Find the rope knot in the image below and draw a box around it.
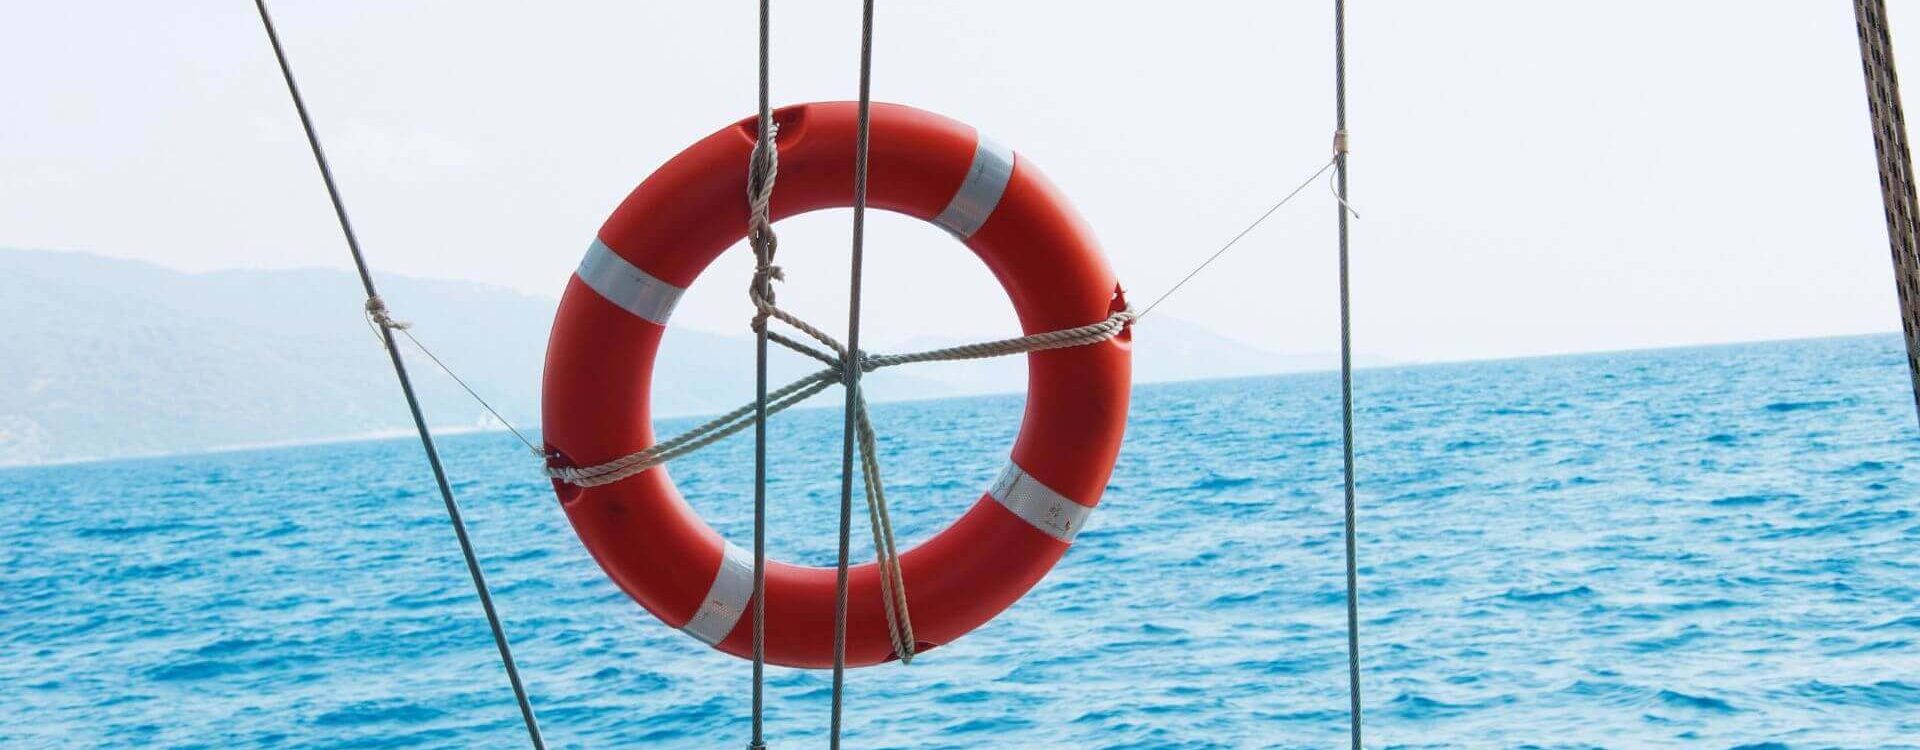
[747,122,780,202]
[748,264,785,332]
[365,295,410,330]
[747,121,784,328]
[746,123,781,247]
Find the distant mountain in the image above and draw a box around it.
[0,249,1371,466]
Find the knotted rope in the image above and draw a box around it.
[748,8,775,743]
[362,294,412,348]
[543,310,1135,491]
[365,295,411,331]
[748,120,784,333]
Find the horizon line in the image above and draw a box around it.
[1,328,1901,473]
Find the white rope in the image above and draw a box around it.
[854,396,913,661]
[546,307,1133,489]
[1135,157,1339,319]
[547,368,836,487]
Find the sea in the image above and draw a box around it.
[4,334,1918,749]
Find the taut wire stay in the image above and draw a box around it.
[249,2,546,748]
[1334,0,1366,749]
[1852,0,1920,426]
[832,3,880,747]
[747,0,774,746]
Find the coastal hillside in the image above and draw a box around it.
[0,249,1357,466]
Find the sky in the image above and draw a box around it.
[3,1,1919,362]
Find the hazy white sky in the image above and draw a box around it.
[4,2,1918,361]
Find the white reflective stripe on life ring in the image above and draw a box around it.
[933,135,1014,240]
[988,462,1091,543]
[681,541,755,645]
[576,238,685,325]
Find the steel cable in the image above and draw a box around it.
[250,2,545,747]
[1334,1,1364,748]
[1853,0,1920,426]
[831,2,878,746]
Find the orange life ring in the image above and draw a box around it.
[543,101,1131,668]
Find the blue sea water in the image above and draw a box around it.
[4,334,1919,749]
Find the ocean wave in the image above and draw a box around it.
[1655,688,1740,713]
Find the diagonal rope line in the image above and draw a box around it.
[768,330,841,367]
[548,368,837,487]
[855,398,914,661]
[392,328,543,457]
[546,308,1134,488]
[864,311,1135,368]
[1136,156,1338,319]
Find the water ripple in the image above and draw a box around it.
[2,335,1916,747]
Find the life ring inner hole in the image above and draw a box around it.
[653,205,1029,568]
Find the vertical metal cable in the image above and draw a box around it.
[830,1,876,747]
[1333,1,1363,749]
[749,0,774,747]
[1854,0,1920,426]
[249,3,545,748]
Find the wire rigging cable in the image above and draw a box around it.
[833,3,879,747]
[1853,0,1920,426]
[249,3,545,748]
[1137,157,1337,319]
[748,0,775,746]
[1334,1,1366,749]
